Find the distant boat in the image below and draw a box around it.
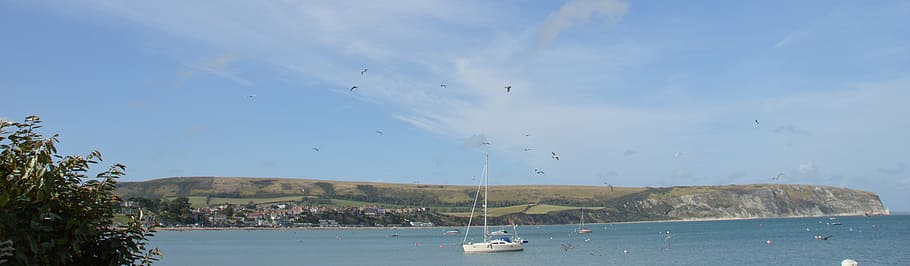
[577,208,592,234]
[444,229,461,236]
[463,153,525,253]
[490,230,510,236]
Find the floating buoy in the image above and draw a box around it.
[841,259,858,266]
[766,240,772,245]
[623,249,629,255]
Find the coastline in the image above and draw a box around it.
[155,213,887,231]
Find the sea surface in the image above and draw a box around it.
[150,215,909,265]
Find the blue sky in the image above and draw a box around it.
[2,0,908,211]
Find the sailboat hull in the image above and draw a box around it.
[463,242,524,253]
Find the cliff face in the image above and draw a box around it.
[628,185,887,220]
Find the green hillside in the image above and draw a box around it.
[115,177,886,223]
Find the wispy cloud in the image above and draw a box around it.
[773,31,799,49]
[184,54,253,86]
[537,0,629,45]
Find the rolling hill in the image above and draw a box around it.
[115,176,888,224]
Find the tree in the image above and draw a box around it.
[0,116,160,265]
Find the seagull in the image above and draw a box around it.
[551,152,559,161]
[504,85,512,93]
[481,141,492,146]
[522,133,531,137]
[561,243,574,252]
[772,173,783,181]
[523,148,533,152]
[534,168,545,175]
[312,147,320,152]
[440,84,446,88]
[361,68,368,76]
[375,130,383,135]
[350,85,358,91]
[754,119,760,127]
[247,94,256,99]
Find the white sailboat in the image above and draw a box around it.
[463,154,525,253]
[577,208,592,234]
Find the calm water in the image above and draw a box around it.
[151,215,909,265]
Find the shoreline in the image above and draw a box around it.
[156,213,888,231]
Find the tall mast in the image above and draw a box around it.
[483,153,489,241]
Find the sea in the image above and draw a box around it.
[150,215,909,265]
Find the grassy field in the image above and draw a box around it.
[443,204,535,217]
[525,204,602,214]
[173,195,306,208]
[328,199,407,208]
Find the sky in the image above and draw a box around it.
[1,0,908,211]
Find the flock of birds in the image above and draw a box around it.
[249,67,787,185]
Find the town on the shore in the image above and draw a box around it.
[118,197,439,228]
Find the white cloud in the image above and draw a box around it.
[537,0,629,45]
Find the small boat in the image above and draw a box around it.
[390,233,399,237]
[490,230,510,236]
[463,154,525,253]
[444,229,461,236]
[577,208,592,234]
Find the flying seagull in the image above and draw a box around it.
[754,119,760,127]
[551,152,559,161]
[522,133,531,137]
[481,141,492,146]
[523,148,533,152]
[361,68,368,76]
[504,85,512,93]
[247,94,256,99]
[534,168,545,175]
[312,147,320,152]
[772,173,783,181]
[561,243,574,252]
[440,84,446,88]
[350,85,358,91]
[375,130,383,135]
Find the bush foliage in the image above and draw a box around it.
[0,116,160,265]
